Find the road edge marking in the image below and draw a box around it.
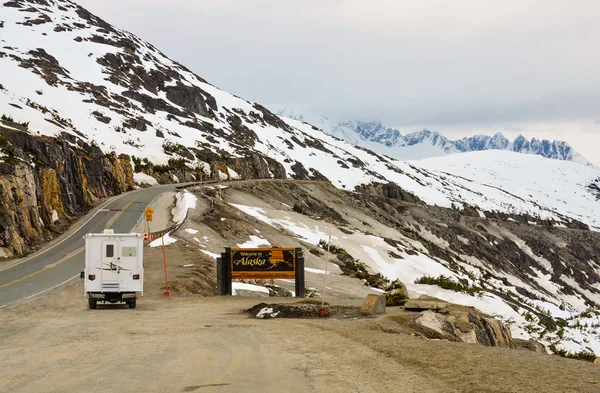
[0,274,80,309]
[0,247,84,289]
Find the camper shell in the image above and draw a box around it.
[82,229,144,309]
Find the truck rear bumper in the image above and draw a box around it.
[88,292,137,301]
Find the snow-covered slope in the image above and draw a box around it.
[1,0,599,231]
[278,110,589,164]
[284,119,600,231]
[1,0,598,231]
[234,196,600,354]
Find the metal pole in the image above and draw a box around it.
[321,221,333,309]
[162,233,170,296]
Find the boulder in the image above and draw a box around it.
[247,302,361,319]
[415,309,515,348]
[360,294,386,315]
[404,296,449,311]
[594,357,600,365]
[514,338,547,353]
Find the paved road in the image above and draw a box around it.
[0,184,182,308]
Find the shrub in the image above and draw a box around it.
[292,203,305,215]
[385,279,405,292]
[162,140,186,155]
[415,275,481,296]
[318,239,346,254]
[1,114,14,122]
[50,111,73,128]
[123,139,142,148]
[153,164,170,174]
[0,84,4,90]
[386,291,409,306]
[167,157,187,170]
[132,157,154,173]
[549,345,596,362]
[26,99,49,114]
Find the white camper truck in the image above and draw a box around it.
[81,229,144,309]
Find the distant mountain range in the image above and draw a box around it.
[278,111,589,164]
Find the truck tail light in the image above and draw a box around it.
[133,274,140,280]
[88,274,96,281]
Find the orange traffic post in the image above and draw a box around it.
[319,220,333,317]
[162,233,170,296]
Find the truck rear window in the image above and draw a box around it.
[106,244,114,258]
[122,247,137,257]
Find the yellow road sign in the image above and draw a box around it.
[145,207,154,222]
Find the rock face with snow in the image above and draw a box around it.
[228,180,600,356]
[1,0,599,232]
[0,125,134,256]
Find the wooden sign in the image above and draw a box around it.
[360,294,386,315]
[230,247,296,279]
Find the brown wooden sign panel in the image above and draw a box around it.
[231,248,296,279]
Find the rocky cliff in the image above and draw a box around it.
[0,124,134,257]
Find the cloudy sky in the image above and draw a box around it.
[77,0,600,164]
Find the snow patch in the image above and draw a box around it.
[171,191,197,225]
[232,282,270,296]
[148,232,177,247]
[305,267,331,275]
[237,235,271,248]
[133,172,158,186]
[200,250,220,259]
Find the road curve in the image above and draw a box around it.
[0,184,182,308]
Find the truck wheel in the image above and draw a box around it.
[128,299,136,309]
[88,298,97,309]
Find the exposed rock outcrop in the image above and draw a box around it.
[514,338,547,353]
[355,182,421,204]
[0,126,134,257]
[415,309,514,347]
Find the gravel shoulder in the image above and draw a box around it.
[0,281,436,393]
[2,278,599,393]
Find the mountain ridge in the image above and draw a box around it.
[278,110,589,164]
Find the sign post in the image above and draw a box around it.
[144,207,153,244]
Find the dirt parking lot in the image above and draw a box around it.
[1,248,599,393]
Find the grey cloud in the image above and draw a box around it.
[76,0,600,133]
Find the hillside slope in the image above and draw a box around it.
[1,0,598,233]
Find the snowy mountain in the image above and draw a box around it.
[277,110,589,164]
[1,0,598,229]
[1,0,600,356]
